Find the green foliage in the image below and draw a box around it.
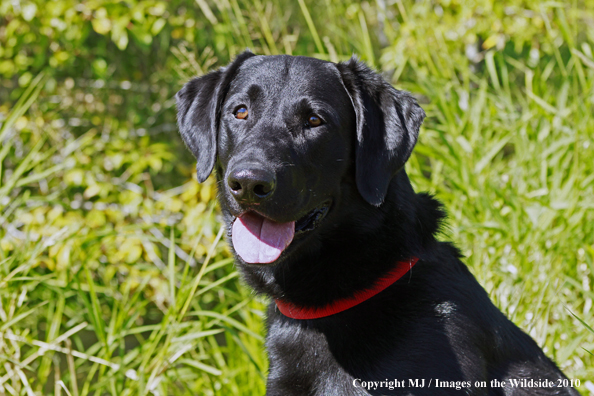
[0,61,266,395]
[0,0,593,394]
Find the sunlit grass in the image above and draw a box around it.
[1,0,593,394]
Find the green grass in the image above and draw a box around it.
[1,0,593,395]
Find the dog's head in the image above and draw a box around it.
[176,52,425,266]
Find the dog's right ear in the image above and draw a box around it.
[176,51,255,182]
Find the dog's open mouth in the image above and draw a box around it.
[231,201,331,264]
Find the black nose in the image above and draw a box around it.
[227,166,276,204]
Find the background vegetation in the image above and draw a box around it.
[1,0,593,394]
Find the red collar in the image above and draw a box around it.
[275,257,419,320]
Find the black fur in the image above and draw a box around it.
[176,52,578,396]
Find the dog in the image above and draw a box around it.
[176,52,579,395]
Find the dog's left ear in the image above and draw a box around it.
[337,57,425,206]
[176,51,256,182]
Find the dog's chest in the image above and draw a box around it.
[264,308,494,396]
[265,317,372,396]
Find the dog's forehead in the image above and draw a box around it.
[229,55,341,93]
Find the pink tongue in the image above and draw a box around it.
[232,213,295,264]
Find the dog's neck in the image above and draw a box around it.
[274,256,419,319]
[232,171,444,311]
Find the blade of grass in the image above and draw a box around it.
[0,72,47,142]
[297,0,324,55]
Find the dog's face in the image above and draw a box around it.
[216,56,354,264]
[176,52,425,268]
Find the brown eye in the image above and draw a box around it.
[307,114,322,127]
[235,107,248,119]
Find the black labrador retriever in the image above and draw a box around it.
[176,52,579,395]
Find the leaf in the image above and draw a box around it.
[129,24,153,46]
[92,18,112,35]
[151,19,166,36]
[114,30,129,50]
[56,243,71,271]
